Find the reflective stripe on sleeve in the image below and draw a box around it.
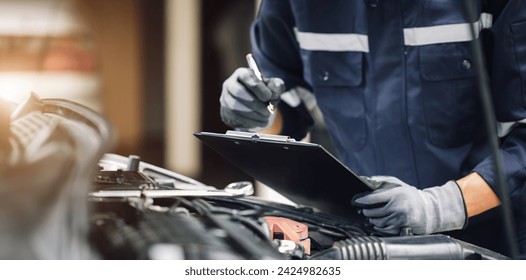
[294,27,369,52]
[498,120,526,138]
[404,13,493,46]
[280,86,316,109]
[280,90,301,108]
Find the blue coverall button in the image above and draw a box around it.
[320,71,330,81]
[461,59,471,71]
[369,0,379,7]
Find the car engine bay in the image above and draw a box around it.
[0,95,509,260]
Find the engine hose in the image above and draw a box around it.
[309,234,509,260]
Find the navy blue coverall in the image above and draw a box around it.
[250,0,526,256]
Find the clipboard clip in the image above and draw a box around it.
[226,130,296,142]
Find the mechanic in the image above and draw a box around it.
[219,1,526,258]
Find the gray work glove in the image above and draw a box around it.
[352,176,467,235]
[220,68,285,131]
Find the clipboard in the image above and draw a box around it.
[194,131,372,218]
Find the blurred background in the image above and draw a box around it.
[0,0,257,188]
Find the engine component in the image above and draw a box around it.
[264,216,311,254]
[0,94,112,259]
[309,235,508,260]
[90,199,285,260]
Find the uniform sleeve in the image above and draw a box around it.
[250,0,314,140]
[473,0,526,206]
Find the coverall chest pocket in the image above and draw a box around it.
[419,42,481,148]
[301,51,367,150]
[301,51,363,87]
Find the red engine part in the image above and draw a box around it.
[263,216,311,254]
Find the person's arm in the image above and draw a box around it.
[250,0,314,140]
[456,172,500,217]
[471,0,526,210]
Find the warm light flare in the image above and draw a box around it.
[0,73,31,103]
[0,72,101,111]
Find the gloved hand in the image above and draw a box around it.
[220,67,285,131]
[352,176,468,235]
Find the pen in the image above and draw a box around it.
[246,53,275,114]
